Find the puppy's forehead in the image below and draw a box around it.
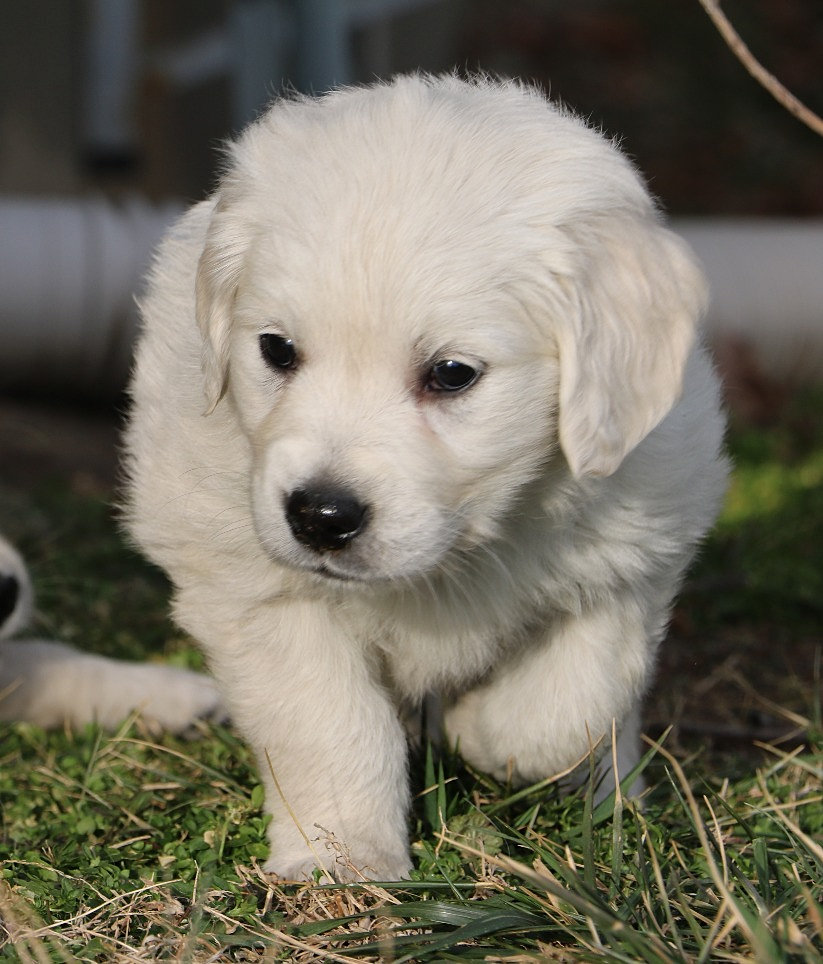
[241,223,534,361]
[230,78,654,354]
[238,195,537,349]
[235,77,647,220]
[231,78,650,275]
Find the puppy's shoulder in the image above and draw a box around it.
[615,344,728,533]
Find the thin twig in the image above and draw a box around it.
[697,0,823,136]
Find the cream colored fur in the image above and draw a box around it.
[0,534,223,733]
[124,75,728,881]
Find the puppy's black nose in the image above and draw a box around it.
[0,574,20,626]
[285,486,370,552]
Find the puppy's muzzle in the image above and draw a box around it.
[0,573,20,627]
[285,484,370,552]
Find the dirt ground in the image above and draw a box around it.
[0,397,120,494]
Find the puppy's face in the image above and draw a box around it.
[195,78,705,584]
[228,228,562,582]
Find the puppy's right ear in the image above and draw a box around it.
[195,199,247,412]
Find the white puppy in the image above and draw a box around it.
[0,533,223,732]
[125,75,728,880]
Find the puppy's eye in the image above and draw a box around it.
[426,359,480,393]
[260,334,298,371]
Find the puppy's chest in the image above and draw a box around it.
[341,539,571,699]
[382,628,500,701]
[346,598,512,701]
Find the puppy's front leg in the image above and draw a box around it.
[183,594,411,882]
[443,598,654,798]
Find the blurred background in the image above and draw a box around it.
[0,0,820,746]
[2,0,820,208]
[1,0,821,401]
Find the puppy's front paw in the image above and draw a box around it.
[265,835,412,883]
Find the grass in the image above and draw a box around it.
[1,724,820,960]
[1,389,821,961]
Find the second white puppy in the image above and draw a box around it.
[125,75,728,880]
[0,533,223,733]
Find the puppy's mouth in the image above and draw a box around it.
[313,562,368,584]
[287,547,411,587]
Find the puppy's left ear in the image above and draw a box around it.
[555,219,706,478]
[195,198,247,413]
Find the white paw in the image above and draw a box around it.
[264,836,412,883]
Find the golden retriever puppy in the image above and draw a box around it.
[125,75,728,880]
[0,533,222,732]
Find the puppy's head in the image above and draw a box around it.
[0,535,33,639]
[194,75,706,583]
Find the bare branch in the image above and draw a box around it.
[697,0,823,137]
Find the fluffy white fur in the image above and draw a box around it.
[124,75,728,881]
[0,533,223,732]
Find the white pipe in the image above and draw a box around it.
[0,202,821,398]
[0,196,182,397]
[674,219,823,381]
